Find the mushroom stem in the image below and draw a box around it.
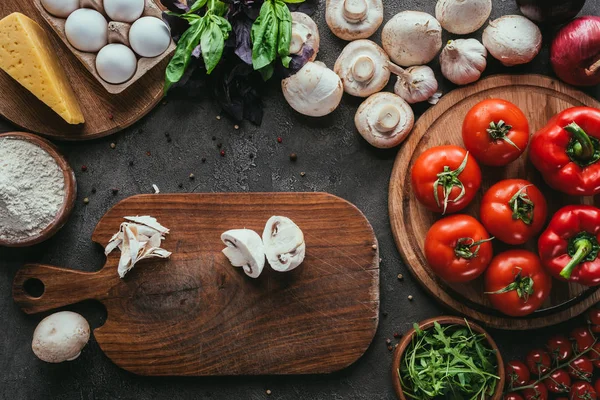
[289,32,304,54]
[375,105,401,133]
[343,0,368,22]
[352,55,376,82]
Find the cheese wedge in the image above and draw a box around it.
[0,13,84,124]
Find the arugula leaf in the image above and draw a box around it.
[274,0,292,68]
[165,19,204,92]
[188,0,208,13]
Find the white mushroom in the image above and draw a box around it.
[382,11,443,67]
[440,39,487,85]
[325,0,384,41]
[32,311,90,363]
[290,12,320,62]
[482,15,542,67]
[355,92,415,148]
[435,0,492,35]
[388,62,440,104]
[221,229,265,279]
[334,40,391,98]
[262,216,305,272]
[281,61,344,117]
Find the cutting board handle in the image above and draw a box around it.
[13,264,114,314]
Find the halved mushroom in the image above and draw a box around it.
[282,61,344,117]
[221,229,265,279]
[334,40,391,98]
[262,216,305,272]
[326,0,384,40]
[355,92,415,148]
[290,12,320,62]
[32,311,90,363]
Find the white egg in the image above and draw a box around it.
[96,44,137,84]
[65,9,108,52]
[41,0,80,18]
[129,17,171,58]
[103,0,145,23]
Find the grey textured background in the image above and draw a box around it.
[2,1,600,399]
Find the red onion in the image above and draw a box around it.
[551,16,600,87]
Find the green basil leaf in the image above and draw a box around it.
[164,19,203,93]
[201,20,225,74]
[258,64,274,81]
[210,0,229,17]
[281,0,305,3]
[188,0,208,13]
[251,1,278,70]
[274,0,292,68]
[166,11,202,23]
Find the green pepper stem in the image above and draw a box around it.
[561,238,593,280]
[565,122,594,161]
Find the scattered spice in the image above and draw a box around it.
[178,183,183,188]
[394,332,402,339]
[91,188,97,194]
[386,338,392,345]
[110,143,116,149]
[81,165,88,172]
[212,136,216,141]
[277,137,282,143]
[216,116,221,120]
[290,153,297,161]
[220,150,226,157]
[234,125,240,130]
[300,172,306,177]
[217,143,222,149]
[249,153,255,159]
[129,160,134,166]
[388,345,394,352]
[266,389,272,395]
[83,197,89,205]
[202,158,206,163]
[146,151,151,156]
[112,188,119,195]
[398,274,404,281]
[189,173,195,180]
[372,244,377,250]
[108,113,114,120]
[382,311,388,318]
[408,295,413,301]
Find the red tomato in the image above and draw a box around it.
[570,327,595,352]
[523,380,549,400]
[591,325,600,334]
[480,179,548,245]
[424,215,493,283]
[569,356,594,381]
[544,369,572,393]
[570,381,597,400]
[411,145,482,214]
[588,309,600,326]
[507,360,531,388]
[547,335,573,362]
[462,98,530,166]
[526,349,552,376]
[505,393,525,400]
[594,379,600,395]
[484,250,552,317]
[589,343,600,368]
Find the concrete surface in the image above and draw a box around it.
[2,0,600,399]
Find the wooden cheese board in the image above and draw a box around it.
[389,74,600,330]
[0,0,168,140]
[13,193,380,376]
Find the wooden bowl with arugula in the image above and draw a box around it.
[392,316,505,400]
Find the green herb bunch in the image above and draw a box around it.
[399,322,500,400]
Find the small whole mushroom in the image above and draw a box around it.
[482,15,542,67]
[290,12,320,62]
[435,0,492,35]
[355,92,415,148]
[334,40,391,98]
[32,311,90,363]
[382,11,443,67]
[281,61,344,117]
[440,39,487,85]
[263,216,306,272]
[387,62,440,104]
[325,0,384,41]
[221,229,265,278]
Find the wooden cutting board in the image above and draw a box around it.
[0,0,168,140]
[389,74,600,330]
[13,193,379,375]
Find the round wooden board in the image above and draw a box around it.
[0,0,167,140]
[389,74,600,330]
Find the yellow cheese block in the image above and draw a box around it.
[0,13,84,124]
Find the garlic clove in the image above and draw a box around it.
[262,216,305,272]
[440,38,487,86]
[482,15,542,67]
[390,64,439,104]
[435,0,492,35]
[221,229,266,278]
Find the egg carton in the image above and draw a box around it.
[35,0,175,94]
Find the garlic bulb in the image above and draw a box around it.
[440,39,487,85]
[482,15,542,67]
[388,62,439,104]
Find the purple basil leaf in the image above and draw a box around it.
[191,44,202,58]
[232,15,253,64]
[162,11,190,42]
[160,0,189,13]
[274,45,314,78]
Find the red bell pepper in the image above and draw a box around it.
[529,107,600,196]
[538,205,600,287]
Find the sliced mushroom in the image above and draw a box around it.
[325,0,384,41]
[290,12,320,62]
[32,311,90,363]
[221,229,265,278]
[334,40,391,98]
[355,92,415,148]
[281,61,344,117]
[262,216,306,272]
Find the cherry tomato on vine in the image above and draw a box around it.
[424,215,494,283]
[480,179,548,245]
[462,98,530,167]
[547,335,573,363]
[523,380,549,400]
[484,250,552,317]
[570,381,597,400]
[589,343,600,368]
[558,398,570,400]
[411,145,482,214]
[588,309,600,326]
[591,325,600,334]
[507,360,532,388]
[505,393,525,400]
[594,379,600,396]
[570,327,595,352]
[544,369,572,393]
[569,356,594,381]
[526,349,552,376]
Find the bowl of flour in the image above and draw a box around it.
[0,132,76,247]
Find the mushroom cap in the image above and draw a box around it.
[282,61,344,117]
[435,0,492,35]
[262,216,305,272]
[482,15,542,67]
[32,311,90,363]
[382,11,443,67]
[291,12,320,62]
[221,229,266,279]
[325,0,384,41]
[333,39,391,98]
[355,92,415,148]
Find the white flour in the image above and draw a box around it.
[0,137,66,241]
